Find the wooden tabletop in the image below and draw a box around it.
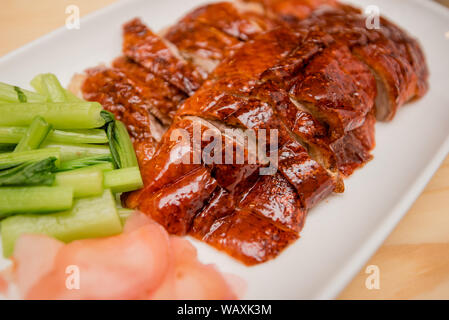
[1,0,448,300]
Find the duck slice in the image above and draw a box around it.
[123,18,206,95]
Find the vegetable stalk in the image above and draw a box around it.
[0,148,60,170]
[55,167,104,198]
[41,142,110,162]
[0,185,73,217]
[57,154,112,171]
[30,73,83,103]
[0,82,46,103]
[0,127,108,144]
[14,116,52,152]
[103,166,143,193]
[0,102,105,129]
[1,189,122,257]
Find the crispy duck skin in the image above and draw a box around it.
[252,27,375,176]
[177,88,339,202]
[81,66,165,166]
[250,82,336,169]
[124,117,206,209]
[298,5,428,120]
[190,186,299,265]
[278,140,337,208]
[329,112,375,177]
[336,3,428,99]
[289,44,376,140]
[215,98,337,206]
[238,172,305,233]
[209,27,301,93]
[162,1,282,73]
[178,25,377,187]
[124,115,265,213]
[190,180,303,265]
[175,25,338,190]
[171,1,271,41]
[120,21,371,249]
[378,16,428,99]
[123,18,206,95]
[163,19,241,73]
[112,56,186,124]
[128,27,339,263]
[241,0,338,23]
[140,166,218,235]
[79,0,428,265]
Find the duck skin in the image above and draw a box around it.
[78,0,428,265]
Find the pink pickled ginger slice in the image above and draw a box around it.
[7,211,242,300]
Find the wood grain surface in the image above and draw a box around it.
[1,0,448,300]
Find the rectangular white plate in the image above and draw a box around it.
[1,0,449,299]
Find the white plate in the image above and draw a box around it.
[1,0,449,300]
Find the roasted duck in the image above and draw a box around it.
[78,0,428,265]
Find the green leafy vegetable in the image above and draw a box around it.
[101,111,138,169]
[57,154,112,171]
[0,157,56,186]
[0,144,15,153]
[13,86,27,102]
[0,82,46,103]
[100,110,115,124]
[0,148,60,170]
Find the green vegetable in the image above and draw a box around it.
[79,162,114,172]
[14,87,27,103]
[64,89,82,102]
[101,111,138,169]
[30,73,68,103]
[117,208,134,225]
[57,154,112,171]
[0,102,105,129]
[103,166,143,193]
[46,129,108,144]
[114,120,138,168]
[41,142,110,162]
[0,185,73,218]
[0,144,15,153]
[0,127,30,144]
[14,116,52,152]
[0,82,46,103]
[59,162,113,173]
[55,167,103,198]
[0,148,60,170]
[1,189,122,257]
[0,127,108,144]
[0,157,56,186]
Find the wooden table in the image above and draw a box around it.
[1,0,448,300]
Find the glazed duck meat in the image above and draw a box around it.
[78,0,428,265]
